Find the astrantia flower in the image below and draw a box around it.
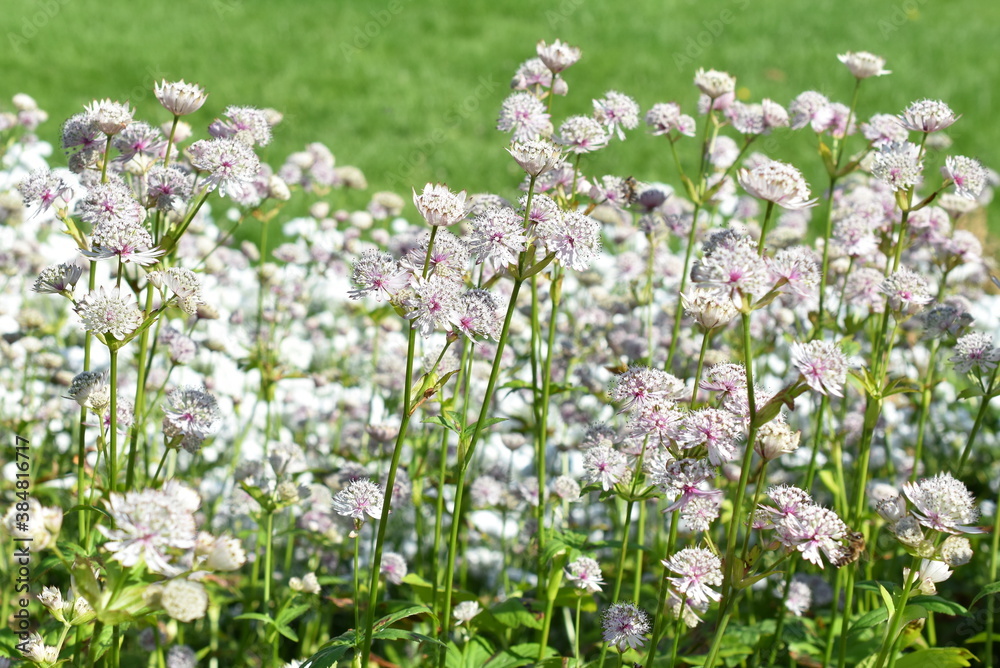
[949,332,1000,374]
[98,481,200,576]
[468,204,527,267]
[871,141,923,191]
[189,137,261,198]
[726,101,765,135]
[84,99,133,136]
[582,444,629,491]
[690,233,770,306]
[155,80,208,116]
[348,249,410,301]
[33,263,83,294]
[609,366,685,414]
[681,288,739,330]
[904,559,953,596]
[645,102,696,137]
[788,91,830,131]
[557,115,609,154]
[861,113,909,148]
[209,105,272,147]
[507,139,562,177]
[663,547,723,605]
[113,121,166,162]
[163,386,221,452]
[553,475,581,501]
[694,68,736,99]
[902,472,982,534]
[593,90,640,140]
[455,289,502,341]
[82,223,164,266]
[195,534,247,571]
[536,38,581,73]
[675,408,744,466]
[79,181,146,229]
[536,210,601,271]
[940,536,973,567]
[497,92,552,143]
[412,182,468,227]
[774,504,850,568]
[18,169,72,216]
[737,160,817,210]
[768,246,820,297]
[942,156,988,200]
[899,99,959,133]
[75,286,143,340]
[66,369,111,411]
[602,602,650,652]
[650,458,721,513]
[681,494,722,533]
[837,51,891,79]
[145,165,192,211]
[403,275,462,338]
[880,267,933,315]
[755,421,801,460]
[565,556,605,593]
[511,57,553,90]
[148,267,204,315]
[381,552,408,585]
[161,579,208,622]
[332,478,384,522]
[790,340,850,397]
[759,485,814,527]
[453,600,483,625]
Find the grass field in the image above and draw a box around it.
[3,0,998,236]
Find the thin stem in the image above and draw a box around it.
[986,483,1000,667]
[757,201,776,256]
[108,347,118,493]
[665,201,701,372]
[644,510,678,666]
[536,266,562,592]
[873,563,919,668]
[955,365,998,476]
[690,328,713,407]
[126,283,156,490]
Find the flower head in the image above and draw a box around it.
[381,552,408,585]
[645,102,696,137]
[507,139,563,177]
[879,267,933,315]
[18,169,73,217]
[871,141,924,191]
[602,602,650,652]
[675,408,744,466]
[536,210,601,271]
[899,99,959,133]
[34,263,84,294]
[536,39,581,73]
[663,547,723,605]
[557,115,609,154]
[468,204,527,267]
[694,69,736,99]
[902,472,982,535]
[861,113,909,148]
[75,286,143,340]
[497,92,552,143]
[565,556,605,593]
[737,160,817,210]
[161,579,208,622]
[791,340,850,397]
[155,80,208,116]
[84,99,133,135]
[348,249,410,302]
[455,289,502,341]
[582,444,629,491]
[949,332,1000,374]
[163,386,221,452]
[412,182,469,227]
[593,90,640,140]
[681,288,739,330]
[789,91,830,130]
[837,51,891,79]
[332,478,384,522]
[942,156,988,200]
[453,600,483,625]
[209,105,272,147]
[189,137,261,198]
[609,366,685,414]
[98,481,200,576]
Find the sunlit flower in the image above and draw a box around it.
[837,51,891,79]
[791,340,850,397]
[899,99,959,133]
[566,556,605,593]
[557,115,609,153]
[663,547,723,605]
[155,80,208,116]
[332,478,384,522]
[902,472,982,535]
[536,39,581,73]
[412,182,469,227]
[593,90,640,140]
[602,602,650,652]
[738,160,817,210]
[497,92,552,143]
[949,332,1000,374]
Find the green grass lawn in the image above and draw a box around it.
[3,0,998,238]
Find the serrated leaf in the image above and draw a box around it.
[908,595,967,616]
[970,579,1000,608]
[490,598,543,630]
[895,648,976,668]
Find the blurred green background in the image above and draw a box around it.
[3,0,997,240]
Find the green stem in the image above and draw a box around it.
[536,267,562,592]
[955,365,999,476]
[125,284,156,490]
[757,201,775,256]
[986,483,1000,667]
[108,347,118,493]
[644,509,679,666]
[574,596,583,666]
[690,328,713,407]
[665,201,701,371]
[873,563,919,668]
[803,395,829,492]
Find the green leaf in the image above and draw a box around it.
[884,377,921,397]
[485,643,558,667]
[71,557,103,612]
[970,580,1000,608]
[908,595,968,616]
[462,417,507,439]
[521,252,556,279]
[372,604,434,632]
[372,628,445,647]
[234,612,275,625]
[817,469,838,497]
[848,607,889,637]
[878,584,896,618]
[274,623,300,642]
[895,648,977,668]
[445,637,494,667]
[299,643,352,668]
[957,385,985,400]
[424,413,461,434]
[64,503,112,519]
[276,602,313,627]
[489,598,543,630]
